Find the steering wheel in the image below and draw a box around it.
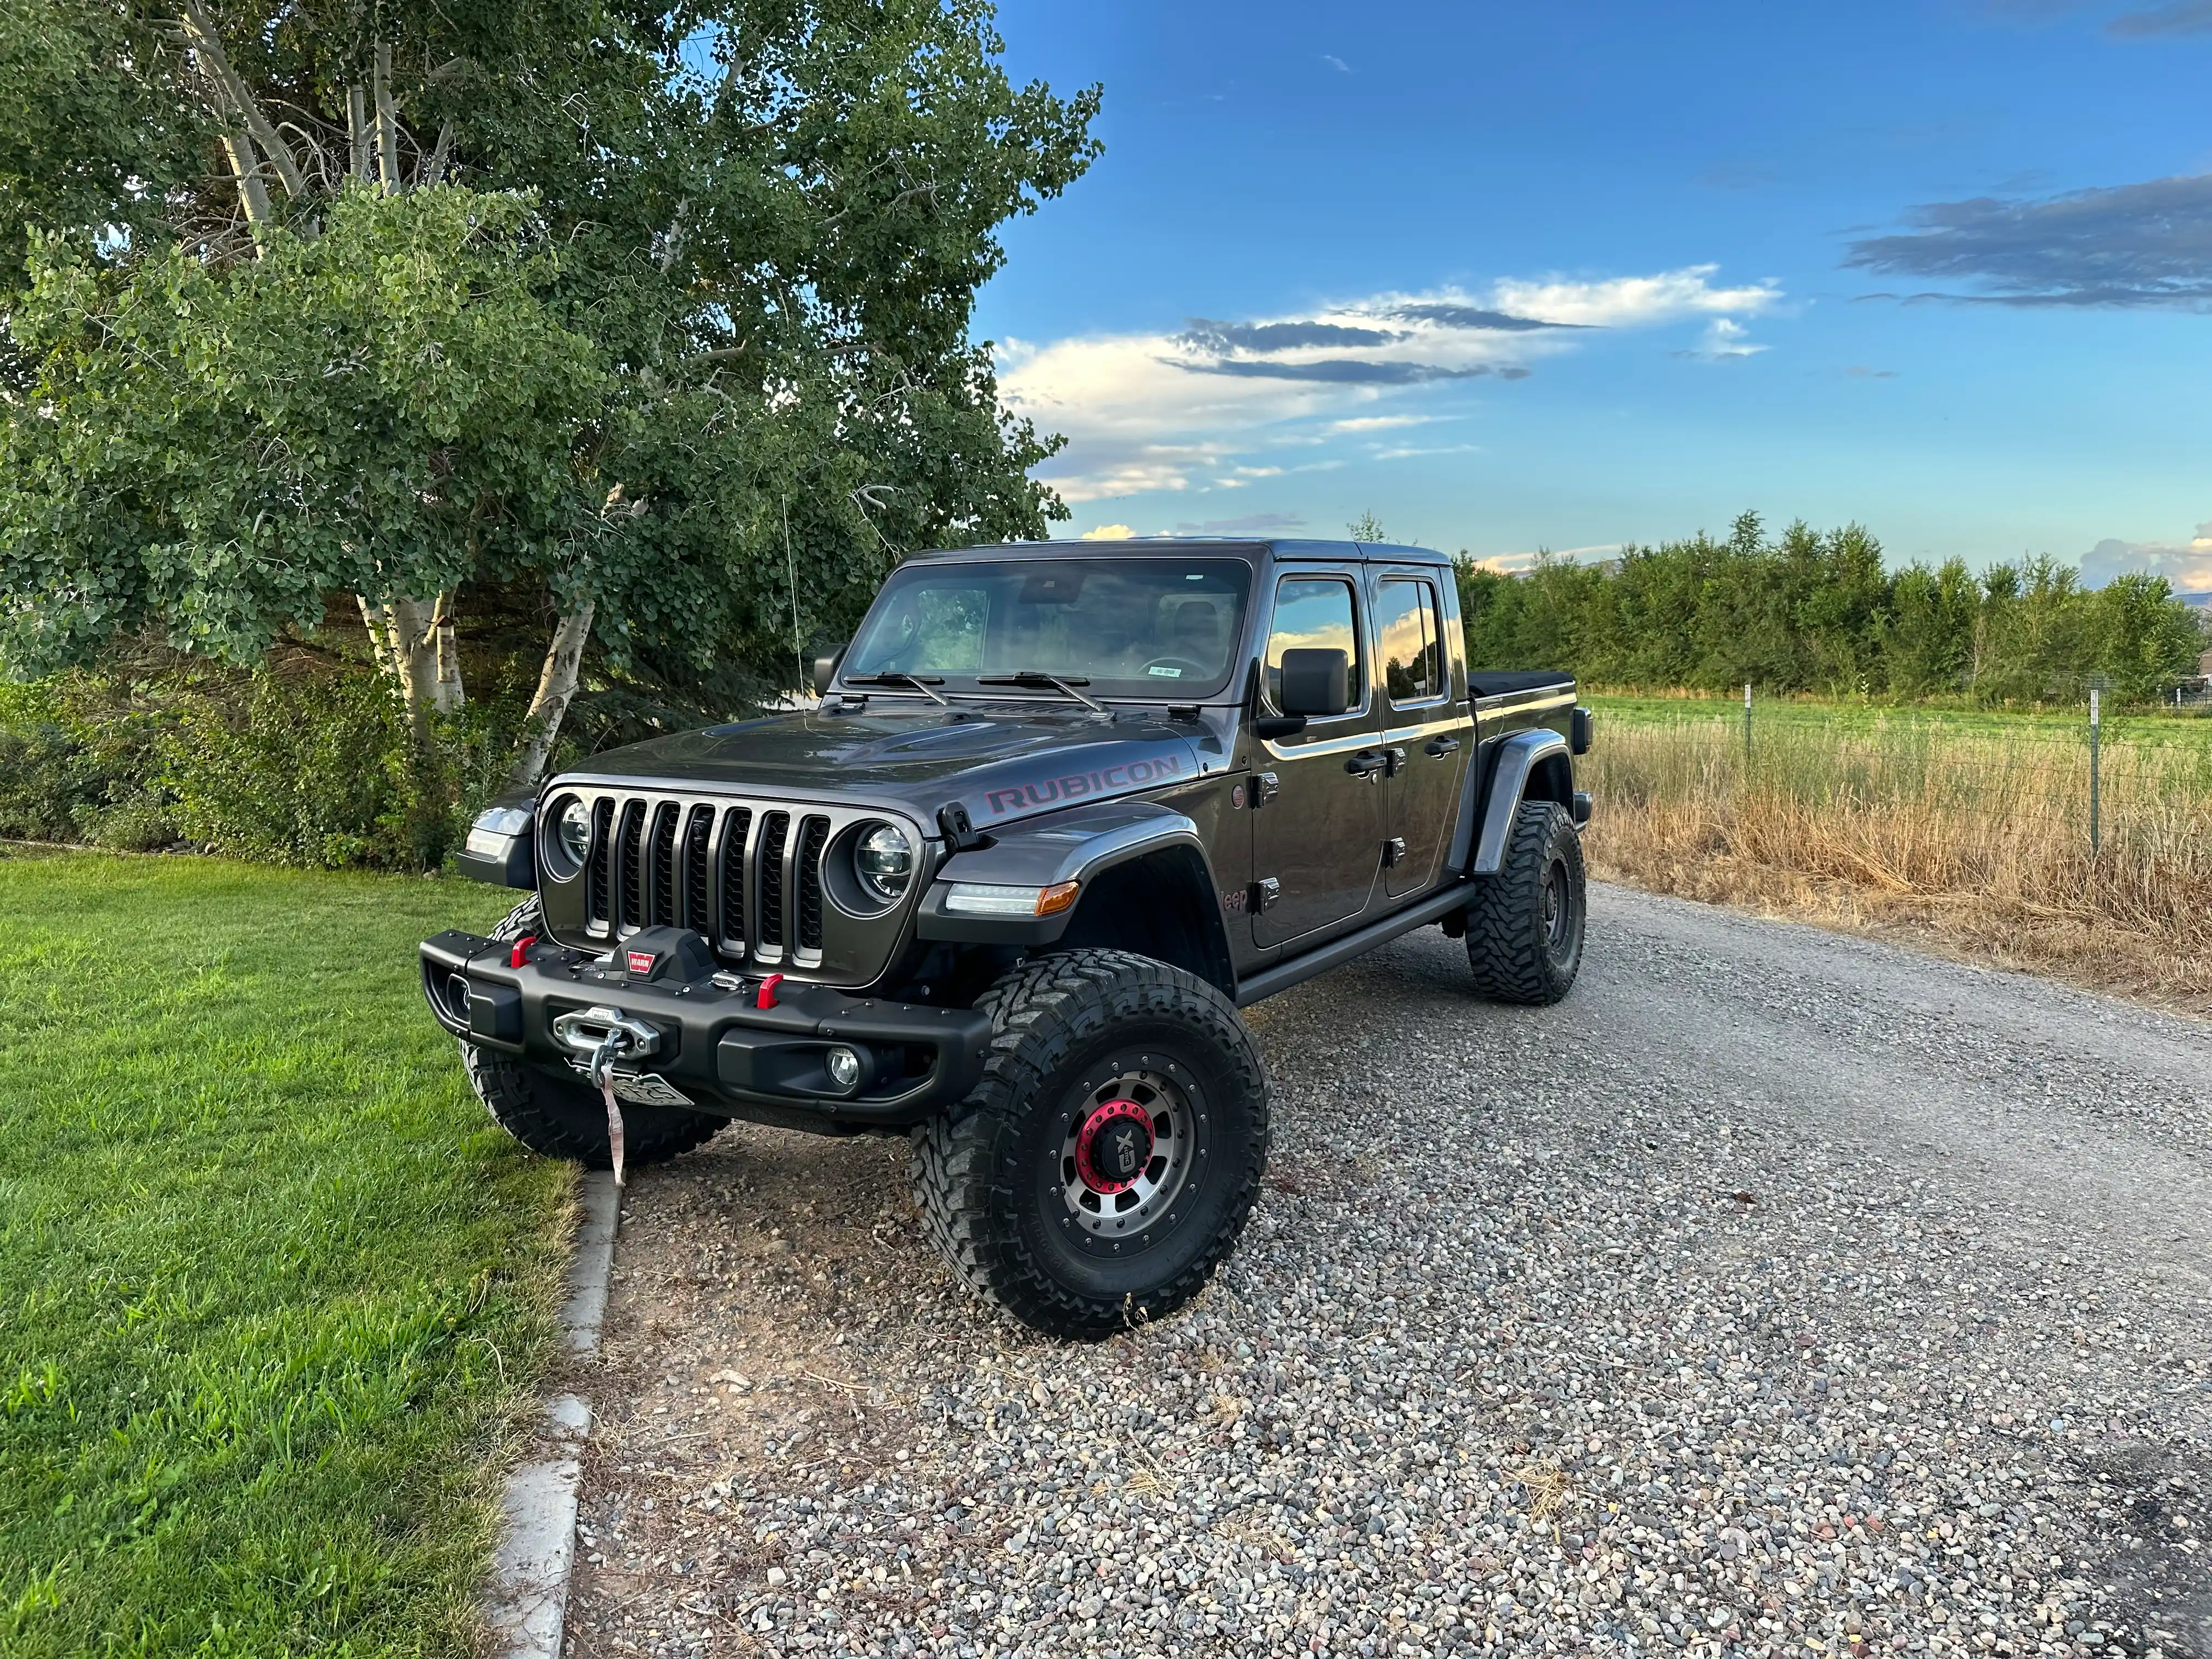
[1138,656,1211,681]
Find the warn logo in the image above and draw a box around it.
[626,950,656,975]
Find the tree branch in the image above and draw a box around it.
[347,84,371,182]
[178,0,307,200]
[509,603,595,787]
[373,42,401,193]
[422,121,455,187]
[216,128,275,227]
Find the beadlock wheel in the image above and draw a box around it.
[910,949,1271,1339]
[1061,1068,1194,1238]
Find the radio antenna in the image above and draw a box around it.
[781,496,805,697]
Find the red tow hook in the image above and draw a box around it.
[755,972,785,1009]
[509,935,538,968]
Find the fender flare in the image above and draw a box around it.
[1465,729,1575,876]
[916,799,1230,957]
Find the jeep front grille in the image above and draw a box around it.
[648,803,681,927]
[570,789,895,971]
[617,802,646,928]
[718,805,752,944]
[796,815,830,952]
[757,811,790,961]
[586,798,614,923]
[682,805,713,930]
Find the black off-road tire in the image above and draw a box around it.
[1465,800,1586,1005]
[459,894,725,1170]
[910,950,1270,1339]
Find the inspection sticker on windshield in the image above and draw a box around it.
[1147,665,1183,677]
[567,1064,693,1108]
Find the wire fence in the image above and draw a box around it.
[1579,689,2212,961]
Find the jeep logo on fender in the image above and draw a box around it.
[981,755,1183,817]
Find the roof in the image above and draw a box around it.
[912,536,1454,568]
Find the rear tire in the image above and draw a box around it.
[1465,800,1585,1005]
[460,894,725,1170]
[910,950,1270,1339]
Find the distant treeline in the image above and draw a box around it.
[1453,512,2207,704]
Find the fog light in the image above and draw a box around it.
[825,1045,863,1091]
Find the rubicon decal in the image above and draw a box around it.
[982,755,1183,817]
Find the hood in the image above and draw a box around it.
[556,705,1210,834]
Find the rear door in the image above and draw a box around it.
[1372,568,1470,895]
[1249,568,1384,946]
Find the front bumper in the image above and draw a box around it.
[419,931,993,1127]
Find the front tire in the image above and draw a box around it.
[910,950,1270,1339]
[460,894,725,1171]
[1465,800,1586,1005]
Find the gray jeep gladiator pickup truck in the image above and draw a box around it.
[420,537,1591,1336]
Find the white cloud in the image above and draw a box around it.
[1328,414,1444,433]
[1468,543,1623,575]
[1487,265,1782,327]
[1321,53,1350,71]
[1080,523,1136,540]
[1000,268,1783,503]
[1373,442,1482,461]
[1170,511,1306,535]
[1674,317,1768,361]
[2081,522,2212,590]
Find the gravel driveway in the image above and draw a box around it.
[557,883,2212,1659]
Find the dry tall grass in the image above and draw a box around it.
[1582,709,2212,1008]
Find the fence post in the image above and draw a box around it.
[1743,682,1752,768]
[2089,689,2101,855]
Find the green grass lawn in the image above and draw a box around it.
[0,851,571,1657]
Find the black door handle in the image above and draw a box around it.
[1424,736,1461,757]
[1344,750,1386,780]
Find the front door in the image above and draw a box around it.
[1250,571,1383,947]
[1372,569,1470,895]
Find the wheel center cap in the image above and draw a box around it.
[1074,1099,1155,1195]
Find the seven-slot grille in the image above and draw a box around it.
[577,791,900,968]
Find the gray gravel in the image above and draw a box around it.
[561,883,2212,1659]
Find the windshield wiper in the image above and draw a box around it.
[843,672,949,706]
[976,671,1108,714]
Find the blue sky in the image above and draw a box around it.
[974,0,2212,586]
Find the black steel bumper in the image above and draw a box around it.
[418,930,993,1127]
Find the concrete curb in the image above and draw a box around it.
[486,1171,619,1659]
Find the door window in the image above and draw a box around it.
[1263,578,1363,715]
[1375,578,1443,706]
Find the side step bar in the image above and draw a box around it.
[1234,882,1475,1008]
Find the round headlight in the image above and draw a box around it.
[556,798,593,869]
[854,822,914,902]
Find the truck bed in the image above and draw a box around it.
[1469,669,1575,698]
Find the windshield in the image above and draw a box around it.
[843,557,1253,700]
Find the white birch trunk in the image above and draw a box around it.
[180,0,306,200]
[356,593,398,679]
[509,603,596,788]
[218,131,275,227]
[348,85,371,183]
[431,590,464,712]
[373,44,402,194]
[358,594,444,736]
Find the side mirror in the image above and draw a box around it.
[1278,647,1352,718]
[811,642,848,697]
